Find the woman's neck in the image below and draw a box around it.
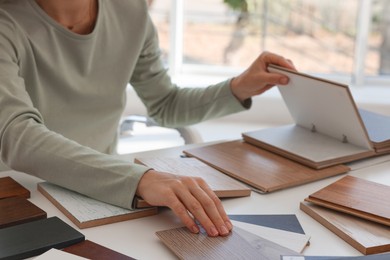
[35,0,97,34]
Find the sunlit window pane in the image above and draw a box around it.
[182,0,359,75]
[148,0,171,65]
[369,0,390,76]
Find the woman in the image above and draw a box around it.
[0,0,295,237]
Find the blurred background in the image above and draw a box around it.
[148,0,390,85]
[119,0,390,154]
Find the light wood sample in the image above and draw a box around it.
[156,225,299,260]
[300,201,390,255]
[305,175,390,226]
[134,157,251,207]
[183,140,349,193]
[38,182,158,229]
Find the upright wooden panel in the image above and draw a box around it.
[184,140,349,193]
[305,175,390,226]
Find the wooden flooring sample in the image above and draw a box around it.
[134,157,251,207]
[300,201,390,255]
[183,140,350,193]
[0,216,85,260]
[305,175,390,226]
[0,176,30,199]
[38,182,158,229]
[156,225,299,260]
[0,196,46,228]
[63,240,135,260]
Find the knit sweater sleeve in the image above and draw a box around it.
[0,13,149,210]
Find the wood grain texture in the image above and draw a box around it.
[156,225,299,260]
[183,140,349,193]
[63,240,135,260]
[305,175,390,226]
[0,196,47,228]
[300,201,390,255]
[38,182,158,229]
[134,157,251,207]
[0,176,30,199]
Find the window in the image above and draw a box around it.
[148,0,390,86]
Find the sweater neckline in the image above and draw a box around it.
[27,0,102,40]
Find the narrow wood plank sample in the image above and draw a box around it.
[305,175,390,226]
[134,157,251,207]
[183,140,349,193]
[0,176,30,199]
[0,196,46,228]
[300,201,390,255]
[156,225,299,260]
[38,182,158,229]
[63,240,135,260]
[0,216,85,260]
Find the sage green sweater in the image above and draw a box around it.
[0,0,249,209]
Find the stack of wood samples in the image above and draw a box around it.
[0,176,46,228]
[243,65,390,169]
[301,175,390,254]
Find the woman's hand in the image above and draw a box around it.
[136,170,232,237]
[230,51,296,102]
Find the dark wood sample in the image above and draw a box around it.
[305,175,390,226]
[0,216,85,260]
[0,196,46,228]
[63,240,135,260]
[0,176,30,199]
[183,140,349,193]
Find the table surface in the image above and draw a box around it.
[1,142,390,260]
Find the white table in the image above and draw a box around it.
[1,143,390,259]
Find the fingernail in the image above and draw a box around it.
[209,226,219,237]
[225,221,233,230]
[191,225,199,234]
[280,77,289,84]
[220,225,229,236]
